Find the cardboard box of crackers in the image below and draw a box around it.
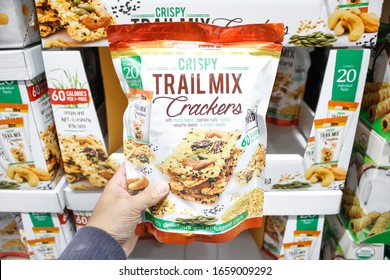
[0,72,62,191]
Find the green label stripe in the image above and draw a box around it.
[10,161,34,166]
[341,214,390,244]
[221,67,250,70]
[332,49,363,102]
[145,211,248,233]
[0,81,22,104]
[338,3,368,8]
[127,135,148,145]
[132,14,155,18]
[359,110,390,142]
[29,213,54,227]
[186,14,210,17]
[121,56,143,89]
[148,67,170,70]
[314,160,338,166]
[267,111,296,119]
[297,215,319,231]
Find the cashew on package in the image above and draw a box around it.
[107,22,284,243]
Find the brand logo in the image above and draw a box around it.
[355,247,375,259]
[245,107,258,132]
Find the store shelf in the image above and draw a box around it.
[0,175,67,213]
[130,230,272,260]
[65,189,342,215]
[264,154,342,216]
[0,43,44,81]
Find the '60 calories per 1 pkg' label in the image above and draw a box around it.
[108,22,284,244]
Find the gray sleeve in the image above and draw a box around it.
[58,226,126,260]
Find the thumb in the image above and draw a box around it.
[132,182,170,212]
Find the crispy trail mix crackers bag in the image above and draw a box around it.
[108,22,284,244]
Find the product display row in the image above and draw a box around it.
[0,0,389,260]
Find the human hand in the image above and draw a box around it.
[87,164,169,256]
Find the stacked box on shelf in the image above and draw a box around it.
[0,212,29,259]
[21,210,76,260]
[0,45,62,192]
[41,50,118,191]
[0,42,70,260]
[321,214,384,260]
[262,48,371,205]
[0,0,41,49]
[33,0,384,48]
[262,215,324,260]
[339,119,390,245]
[338,23,390,246]
[266,47,314,126]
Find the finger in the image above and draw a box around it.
[131,181,170,212]
[111,163,126,181]
[107,164,127,191]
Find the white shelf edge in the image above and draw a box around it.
[65,187,342,215]
[64,185,102,211]
[263,154,342,216]
[0,175,67,213]
[263,189,342,216]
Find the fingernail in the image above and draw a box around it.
[154,182,169,195]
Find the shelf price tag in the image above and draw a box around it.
[331,49,363,102]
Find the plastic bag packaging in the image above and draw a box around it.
[108,22,284,244]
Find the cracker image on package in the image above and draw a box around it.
[235,144,266,185]
[124,139,155,167]
[58,134,117,189]
[108,22,283,244]
[39,124,62,178]
[158,129,243,205]
[35,0,116,45]
[35,0,62,37]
